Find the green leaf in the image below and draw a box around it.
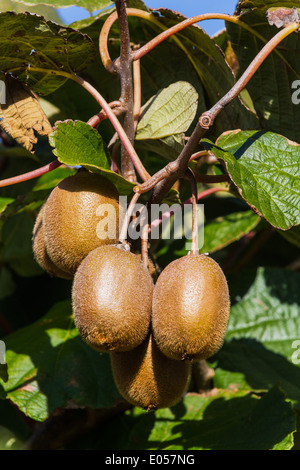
[49,120,111,171]
[226,1,300,142]
[215,267,300,409]
[278,225,300,248]
[33,165,77,191]
[49,120,135,195]
[0,266,15,300]
[0,198,15,213]
[136,82,198,140]
[0,365,8,383]
[135,134,184,161]
[96,388,295,450]
[200,210,261,254]
[0,300,120,422]
[203,130,300,230]
[12,0,112,14]
[0,212,44,277]
[0,425,24,450]
[0,12,95,95]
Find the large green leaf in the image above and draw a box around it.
[203,130,300,230]
[0,300,120,422]
[136,81,198,140]
[215,267,300,409]
[200,210,261,254]
[227,1,300,142]
[49,120,135,195]
[79,388,295,450]
[0,12,95,95]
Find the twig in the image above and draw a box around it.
[99,8,293,73]
[133,54,142,130]
[86,100,123,128]
[74,75,150,182]
[199,22,300,129]
[135,22,299,204]
[149,187,228,232]
[0,160,61,188]
[115,0,137,182]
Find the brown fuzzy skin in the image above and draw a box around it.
[72,245,154,353]
[43,171,121,275]
[32,205,73,280]
[111,334,191,411]
[152,253,230,362]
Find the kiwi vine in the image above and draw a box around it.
[0,0,300,451]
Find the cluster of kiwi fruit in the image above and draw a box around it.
[32,169,230,411]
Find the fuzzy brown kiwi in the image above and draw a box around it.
[152,253,230,362]
[43,170,122,276]
[32,205,73,279]
[111,334,191,411]
[72,244,153,353]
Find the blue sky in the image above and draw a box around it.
[57,1,238,36]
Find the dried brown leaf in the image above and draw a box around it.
[0,76,52,153]
[267,7,300,29]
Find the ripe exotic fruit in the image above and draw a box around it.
[32,204,72,280]
[152,253,230,362]
[111,334,191,411]
[41,170,121,276]
[72,244,154,353]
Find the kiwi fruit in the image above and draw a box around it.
[42,170,121,275]
[152,253,230,362]
[111,333,191,411]
[32,205,72,279]
[72,244,153,352]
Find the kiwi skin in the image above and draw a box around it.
[72,244,154,353]
[43,170,121,276]
[152,253,230,362]
[111,334,191,411]
[32,205,73,280]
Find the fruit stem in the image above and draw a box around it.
[118,191,141,245]
[149,187,227,232]
[0,159,62,188]
[141,222,149,270]
[186,168,199,255]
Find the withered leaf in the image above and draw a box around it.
[0,76,52,153]
[267,7,300,29]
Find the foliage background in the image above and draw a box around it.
[0,0,299,450]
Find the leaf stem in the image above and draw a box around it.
[0,160,61,188]
[186,168,199,255]
[74,75,150,182]
[118,191,141,245]
[99,8,285,71]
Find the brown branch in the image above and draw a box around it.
[0,160,61,188]
[115,0,136,183]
